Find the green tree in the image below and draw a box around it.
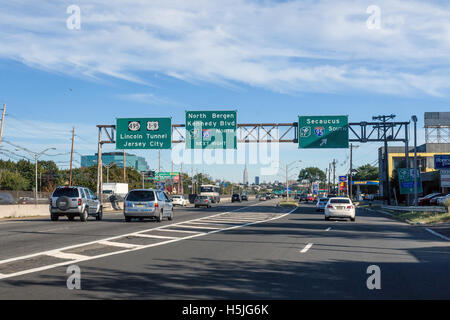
[353,164,378,181]
[0,170,29,190]
[298,167,326,185]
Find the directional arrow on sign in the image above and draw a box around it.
[320,139,327,146]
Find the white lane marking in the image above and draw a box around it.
[205,217,261,222]
[175,224,222,230]
[129,234,177,240]
[45,251,89,261]
[157,229,203,234]
[425,228,450,241]
[97,240,142,249]
[325,227,331,231]
[187,220,241,226]
[0,204,296,280]
[300,243,313,253]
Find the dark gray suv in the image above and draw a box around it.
[49,186,103,222]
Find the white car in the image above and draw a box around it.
[171,195,188,206]
[324,197,356,222]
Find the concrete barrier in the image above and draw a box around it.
[0,204,50,218]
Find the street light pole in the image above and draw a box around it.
[412,115,418,206]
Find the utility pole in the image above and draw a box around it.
[332,159,336,195]
[0,104,6,148]
[191,166,194,195]
[349,144,359,200]
[69,127,75,186]
[412,115,418,206]
[123,150,126,183]
[180,163,184,195]
[158,150,161,183]
[328,163,331,195]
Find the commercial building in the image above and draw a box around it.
[243,165,248,185]
[81,152,149,172]
[255,176,260,185]
[378,143,450,196]
[378,112,450,198]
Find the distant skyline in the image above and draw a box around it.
[1,1,449,183]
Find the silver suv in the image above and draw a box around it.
[50,186,103,222]
[124,189,173,222]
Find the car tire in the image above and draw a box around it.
[195,205,198,208]
[67,214,75,221]
[350,217,356,222]
[168,210,173,221]
[96,207,103,221]
[325,216,330,221]
[156,210,163,222]
[125,216,131,222]
[50,213,59,221]
[80,208,88,222]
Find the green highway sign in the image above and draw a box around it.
[185,111,237,149]
[148,172,180,181]
[398,168,423,195]
[298,115,349,149]
[116,118,172,149]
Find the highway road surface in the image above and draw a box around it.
[0,199,449,299]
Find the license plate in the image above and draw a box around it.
[136,204,144,208]
[337,206,344,210]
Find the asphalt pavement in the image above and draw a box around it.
[0,199,449,299]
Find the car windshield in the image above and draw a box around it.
[126,191,155,202]
[330,199,351,204]
[53,188,79,198]
[319,198,328,202]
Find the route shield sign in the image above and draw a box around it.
[185,111,237,149]
[398,168,423,195]
[116,118,172,149]
[298,115,349,149]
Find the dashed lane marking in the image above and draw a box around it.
[300,243,314,253]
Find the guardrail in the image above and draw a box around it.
[381,205,447,213]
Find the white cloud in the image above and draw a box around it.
[0,0,449,96]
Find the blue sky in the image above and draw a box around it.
[0,0,449,183]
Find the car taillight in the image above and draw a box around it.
[204,200,207,202]
[327,205,333,209]
[155,203,159,208]
[78,198,82,206]
[347,205,354,209]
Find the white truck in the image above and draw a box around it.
[103,183,129,198]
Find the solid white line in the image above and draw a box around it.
[175,224,222,230]
[97,240,141,249]
[188,220,241,225]
[45,251,88,261]
[300,243,313,253]
[425,228,450,241]
[130,234,177,240]
[156,228,203,234]
[0,203,296,280]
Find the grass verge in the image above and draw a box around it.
[279,201,299,207]
[383,209,450,224]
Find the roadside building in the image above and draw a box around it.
[81,152,149,172]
